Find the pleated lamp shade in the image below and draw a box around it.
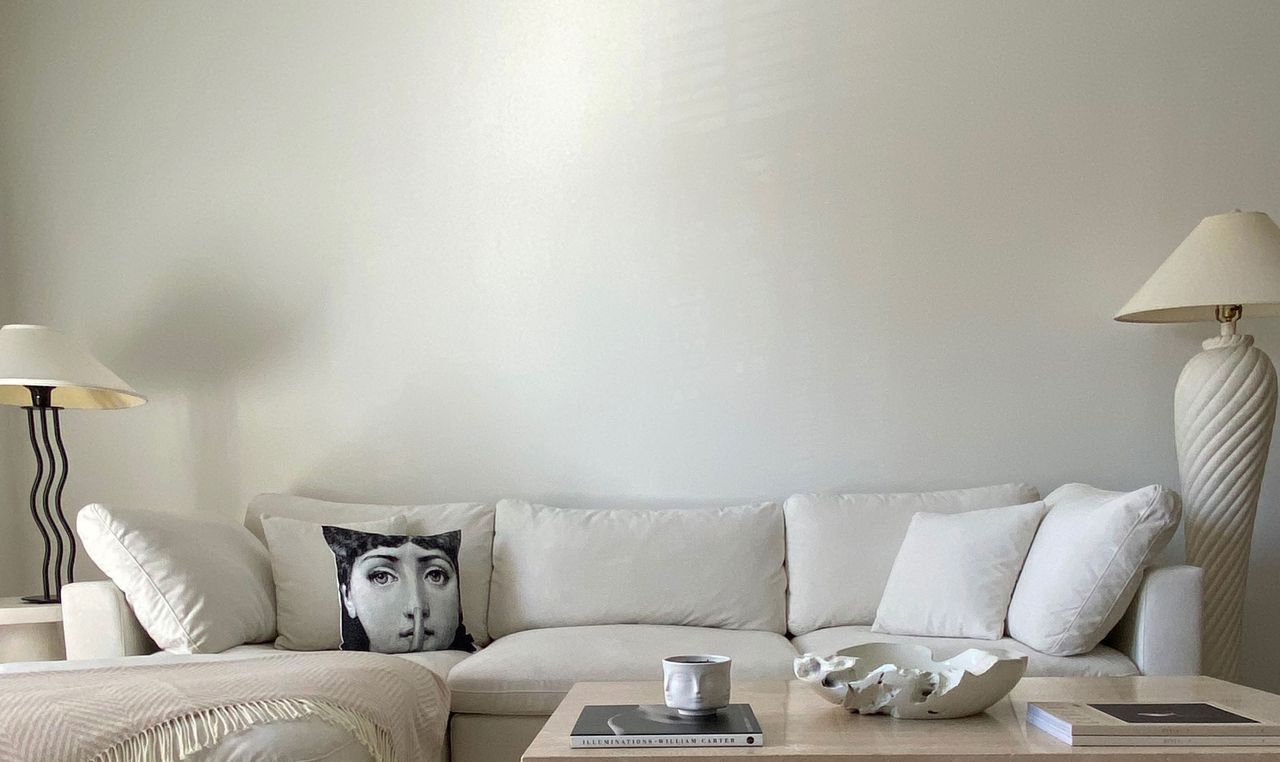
[1115,211,1280,323]
[0,324,145,409]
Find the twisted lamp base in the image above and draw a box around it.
[1174,330,1277,680]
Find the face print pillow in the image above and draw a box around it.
[321,525,476,653]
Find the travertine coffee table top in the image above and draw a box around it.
[522,677,1280,761]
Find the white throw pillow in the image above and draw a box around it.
[262,514,407,651]
[248,494,496,646]
[872,501,1047,640]
[1007,483,1181,656]
[77,503,276,654]
[783,483,1041,634]
[488,500,787,638]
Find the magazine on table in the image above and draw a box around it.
[1027,701,1280,747]
[569,704,763,748]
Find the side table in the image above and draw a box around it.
[0,597,65,663]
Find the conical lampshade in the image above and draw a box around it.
[0,324,145,409]
[1115,211,1280,323]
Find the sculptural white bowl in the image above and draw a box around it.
[794,642,1028,719]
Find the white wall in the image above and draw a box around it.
[2,0,1279,685]
[0,41,15,591]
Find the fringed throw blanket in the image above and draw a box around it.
[0,652,448,762]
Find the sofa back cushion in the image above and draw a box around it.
[488,500,787,638]
[247,494,496,646]
[783,482,1041,635]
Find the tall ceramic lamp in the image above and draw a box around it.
[0,325,145,603]
[1116,210,1280,679]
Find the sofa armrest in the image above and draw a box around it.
[61,581,158,660]
[1105,565,1202,676]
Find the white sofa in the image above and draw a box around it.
[60,483,1202,762]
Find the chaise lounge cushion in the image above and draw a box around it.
[447,625,798,715]
[218,643,473,681]
[791,625,1139,678]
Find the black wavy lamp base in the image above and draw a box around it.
[20,385,78,606]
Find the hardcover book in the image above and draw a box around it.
[569,704,763,748]
[1028,702,1280,747]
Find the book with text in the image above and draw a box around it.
[1028,702,1280,747]
[569,704,763,748]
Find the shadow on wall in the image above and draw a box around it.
[286,366,710,509]
[102,243,333,517]
[651,0,820,133]
[285,361,1041,511]
[288,358,519,508]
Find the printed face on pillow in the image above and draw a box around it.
[342,540,461,652]
[322,526,470,653]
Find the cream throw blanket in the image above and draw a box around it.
[0,652,448,762]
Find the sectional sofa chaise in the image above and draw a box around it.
[56,482,1200,762]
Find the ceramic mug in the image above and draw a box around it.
[662,654,731,716]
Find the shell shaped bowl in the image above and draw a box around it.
[796,642,1028,720]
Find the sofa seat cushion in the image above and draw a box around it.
[447,625,798,715]
[791,626,1138,678]
[218,644,472,680]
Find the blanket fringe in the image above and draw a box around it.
[91,698,395,762]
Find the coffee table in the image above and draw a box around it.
[522,677,1280,760]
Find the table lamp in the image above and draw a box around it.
[1116,210,1280,679]
[0,324,145,603]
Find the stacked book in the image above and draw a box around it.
[570,704,763,748]
[1028,702,1280,747]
